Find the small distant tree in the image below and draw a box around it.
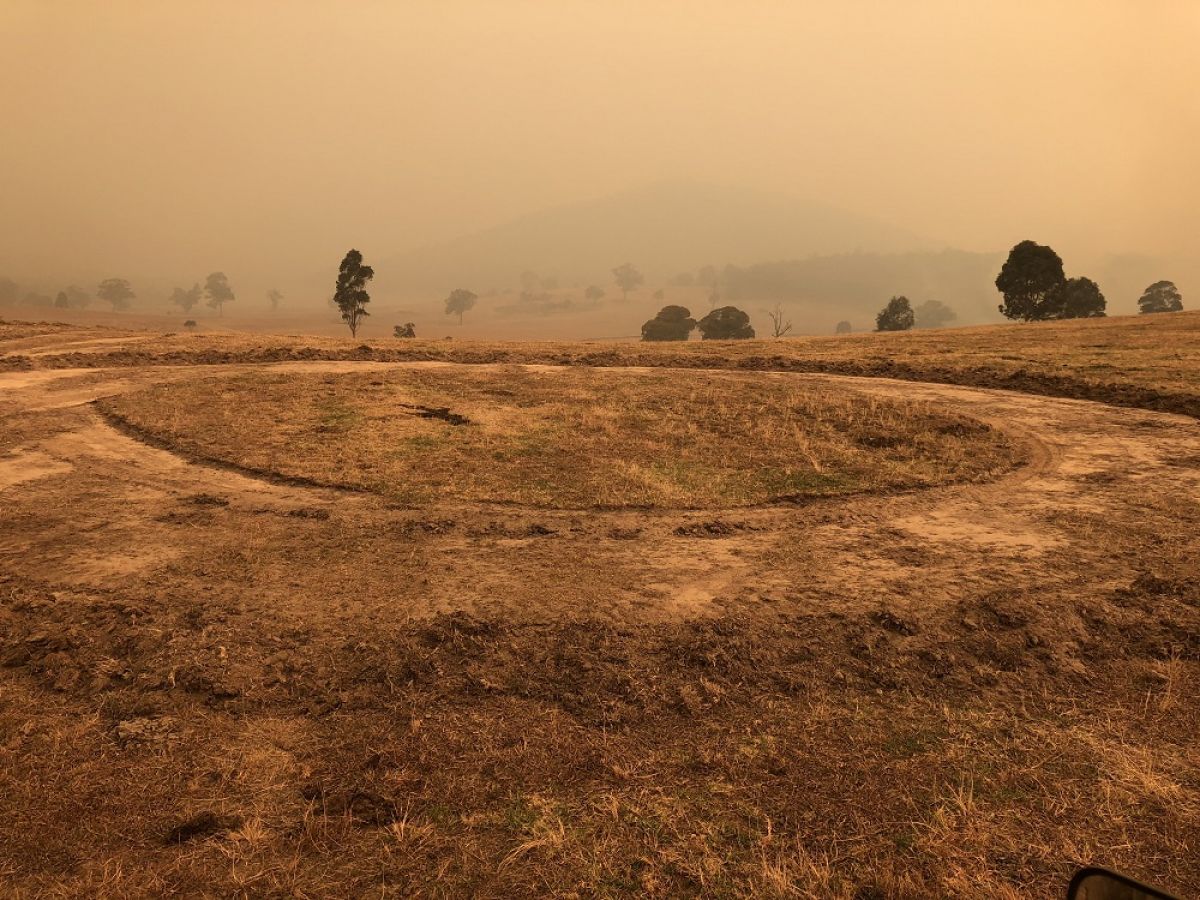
[267,288,284,311]
[641,305,697,341]
[0,278,18,305]
[170,283,202,313]
[393,322,416,338]
[1047,276,1106,319]
[332,249,374,337]
[612,263,644,301]
[55,291,69,308]
[1138,280,1183,314]
[183,319,197,330]
[97,278,135,312]
[697,305,755,340]
[584,284,605,302]
[445,288,477,324]
[721,265,744,302]
[767,303,792,338]
[875,296,915,332]
[835,320,852,334]
[913,299,957,329]
[204,272,235,316]
[996,240,1065,321]
[64,285,91,308]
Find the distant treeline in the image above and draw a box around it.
[684,250,1003,323]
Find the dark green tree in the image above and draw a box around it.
[333,249,374,337]
[1047,276,1106,319]
[697,305,755,340]
[875,296,915,331]
[444,288,477,324]
[641,305,696,341]
[1138,280,1183,314]
[835,320,852,334]
[393,322,417,338]
[97,277,135,312]
[204,272,235,316]
[995,240,1065,321]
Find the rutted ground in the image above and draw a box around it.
[0,358,1197,897]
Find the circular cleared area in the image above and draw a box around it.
[99,366,1023,508]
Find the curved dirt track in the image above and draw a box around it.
[2,360,1198,627]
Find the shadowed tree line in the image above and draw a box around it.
[640,305,755,341]
[995,240,1106,321]
[2,243,1183,342]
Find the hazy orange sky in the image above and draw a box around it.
[2,1,1197,284]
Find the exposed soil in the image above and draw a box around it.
[0,349,1198,897]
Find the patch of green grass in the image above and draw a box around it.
[396,434,442,452]
[502,795,539,833]
[315,400,363,432]
[884,728,943,759]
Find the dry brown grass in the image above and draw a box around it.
[99,366,1020,508]
[9,310,1200,417]
[3,317,1200,897]
[1,618,1195,897]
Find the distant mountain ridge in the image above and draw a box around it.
[378,180,940,294]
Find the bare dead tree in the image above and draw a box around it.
[768,303,793,338]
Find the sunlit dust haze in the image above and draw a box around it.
[2,1,1198,337]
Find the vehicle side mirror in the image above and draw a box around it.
[1067,867,1179,900]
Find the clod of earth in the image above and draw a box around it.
[399,403,472,426]
[163,812,244,845]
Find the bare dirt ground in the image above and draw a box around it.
[1,332,1198,896]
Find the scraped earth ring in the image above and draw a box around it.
[6,360,1045,516]
[1,360,1197,625]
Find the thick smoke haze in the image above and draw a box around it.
[2,1,1197,330]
